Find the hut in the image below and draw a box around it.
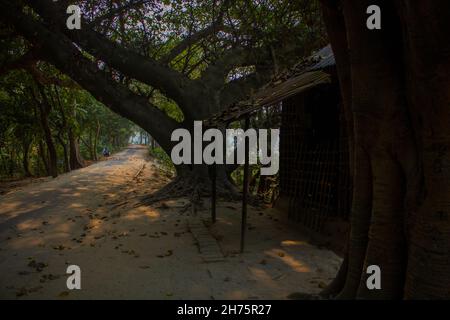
[205,45,351,252]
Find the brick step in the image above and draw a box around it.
[188,217,225,263]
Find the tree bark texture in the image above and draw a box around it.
[320,0,450,299]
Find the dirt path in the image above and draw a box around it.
[0,145,341,299]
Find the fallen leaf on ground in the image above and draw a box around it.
[16,287,28,297]
[28,260,48,272]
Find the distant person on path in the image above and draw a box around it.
[102,147,110,157]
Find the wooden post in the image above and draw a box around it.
[240,116,250,253]
[211,162,216,223]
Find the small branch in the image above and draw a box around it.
[26,0,194,107]
[133,163,146,179]
[160,0,231,64]
[162,23,225,64]
[87,0,149,28]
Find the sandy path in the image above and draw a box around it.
[0,145,341,299]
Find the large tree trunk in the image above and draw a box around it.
[68,128,84,170]
[35,86,58,178]
[320,0,450,299]
[317,3,354,297]
[150,136,156,149]
[93,120,100,162]
[396,0,450,299]
[52,87,71,173]
[38,141,49,176]
[22,140,32,177]
[141,160,240,207]
[8,148,15,177]
[57,135,70,173]
[342,0,411,299]
[87,130,95,160]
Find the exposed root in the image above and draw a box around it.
[319,254,348,299]
[136,174,242,210]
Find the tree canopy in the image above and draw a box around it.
[0,0,326,154]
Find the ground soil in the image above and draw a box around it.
[0,145,341,299]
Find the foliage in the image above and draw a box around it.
[149,146,175,175]
[0,67,137,179]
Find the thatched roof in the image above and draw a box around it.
[205,45,336,127]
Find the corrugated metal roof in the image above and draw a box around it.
[275,44,335,80]
[204,45,336,126]
[309,45,336,70]
[205,71,331,126]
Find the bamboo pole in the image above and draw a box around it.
[240,116,250,253]
[211,162,216,223]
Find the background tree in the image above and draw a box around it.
[0,67,136,179]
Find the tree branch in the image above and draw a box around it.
[0,51,78,87]
[160,0,231,64]
[87,0,150,27]
[26,0,194,108]
[219,70,272,109]
[161,23,225,64]
[201,45,272,91]
[0,1,180,152]
[200,46,248,88]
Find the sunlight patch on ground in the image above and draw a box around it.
[10,237,44,249]
[16,219,42,231]
[68,203,84,208]
[10,231,72,250]
[246,266,287,292]
[123,207,161,221]
[280,240,308,247]
[265,249,311,273]
[224,290,248,299]
[247,266,272,280]
[52,221,73,234]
